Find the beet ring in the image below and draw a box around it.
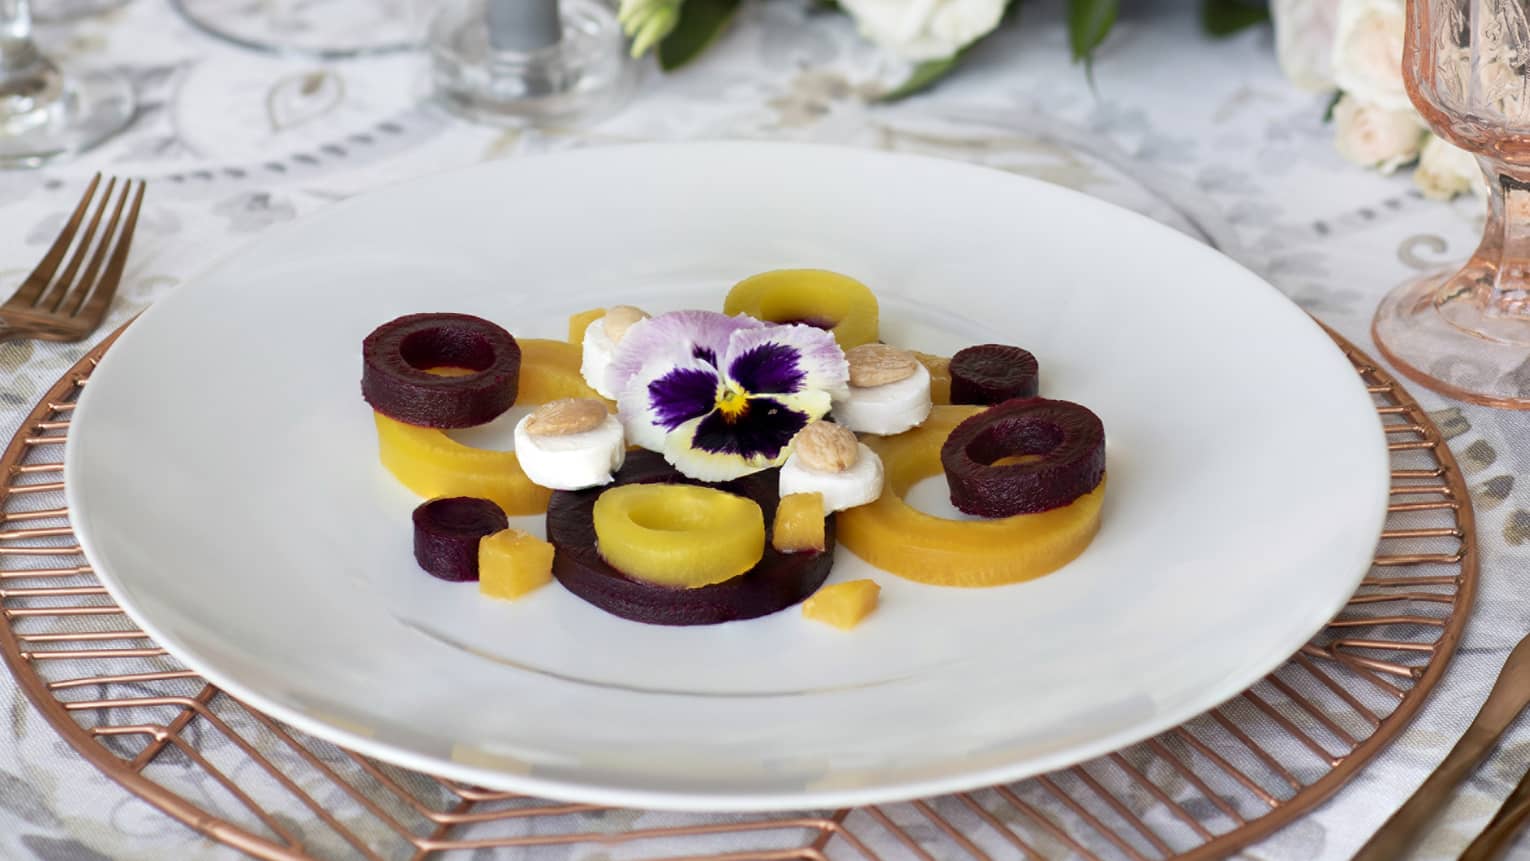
[949,344,1039,405]
[413,496,509,582]
[547,450,836,626]
[941,398,1105,517]
[362,313,521,428]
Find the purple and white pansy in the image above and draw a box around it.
[611,311,850,482]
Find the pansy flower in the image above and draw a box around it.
[613,311,850,481]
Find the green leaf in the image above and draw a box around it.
[657,0,740,71]
[1067,0,1118,65]
[1323,89,1343,123]
[877,54,964,103]
[1201,0,1270,36]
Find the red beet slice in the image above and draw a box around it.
[949,344,1039,405]
[941,398,1105,517]
[362,313,521,428]
[413,496,509,582]
[546,450,836,626]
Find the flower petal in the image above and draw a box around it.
[606,310,764,397]
[663,396,810,481]
[617,355,720,452]
[773,389,834,424]
[724,324,848,399]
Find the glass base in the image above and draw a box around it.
[31,0,135,22]
[169,0,421,59]
[1372,267,1530,409]
[0,63,135,168]
[429,0,633,127]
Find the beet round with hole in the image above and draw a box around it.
[949,344,1039,405]
[547,450,836,626]
[413,496,508,582]
[941,398,1105,517]
[362,313,520,428]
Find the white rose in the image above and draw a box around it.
[1413,134,1486,200]
[1332,95,1425,173]
[1332,0,1410,111]
[1272,0,1339,91]
[838,0,1005,61]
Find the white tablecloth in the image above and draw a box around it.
[0,0,1525,857]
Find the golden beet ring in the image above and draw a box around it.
[375,339,607,516]
[838,406,1104,587]
[941,398,1105,517]
[724,269,880,349]
[362,313,521,428]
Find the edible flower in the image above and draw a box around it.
[612,311,850,482]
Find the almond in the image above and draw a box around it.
[846,343,918,387]
[794,421,860,473]
[525,398,608,436]
[603,305,649,343]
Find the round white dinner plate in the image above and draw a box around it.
[67,142,1388,811]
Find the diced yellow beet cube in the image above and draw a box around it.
[772,492,826,553]
[479,529,555,601]
[802,580,881,630]
[568,307,606,344]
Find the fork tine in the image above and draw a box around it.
[62,179,130,318]
[6,174,102,308]
[75,180,144,325]
[40,176,117,313]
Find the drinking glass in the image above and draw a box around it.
[0,0,134,166]
[168,0,421,59]
[1376,0,1530,408]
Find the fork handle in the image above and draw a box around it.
[1460,764,1530,861]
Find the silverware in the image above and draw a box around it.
[1460,753,1530,861]
[1,174,145,342]
[1354,633,1530,860]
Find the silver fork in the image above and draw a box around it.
[2,174,145,342]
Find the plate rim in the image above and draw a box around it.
[65,140,1391,811]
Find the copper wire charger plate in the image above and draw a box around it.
[0,323,1475,860]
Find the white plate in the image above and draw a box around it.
[67,143,1389,812]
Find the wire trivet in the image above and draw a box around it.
[0,324,1477,860]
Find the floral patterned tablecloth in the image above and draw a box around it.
[0,0,1525,858]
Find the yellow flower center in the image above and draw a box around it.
[716,386,750,422]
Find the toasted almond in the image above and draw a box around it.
[603,305,650,343]
[846,343,918,387]
[525,398,608,436]
[794,421,860,473]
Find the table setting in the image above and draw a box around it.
[0,0,1527,858]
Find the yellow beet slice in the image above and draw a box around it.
[803,579,881,630]
[516,338,610,405]
[568,307,605,344]
[593,484,764,588]
[426,367,478,378]
[375,338,607,515]
[838,406,1105,587]
[912,351,952,405]
[772,492,826,553]
[725,269,879,349]
[376,414,550,515]
[479,529,555,601]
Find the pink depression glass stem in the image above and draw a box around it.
[1442,157,1530,341]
